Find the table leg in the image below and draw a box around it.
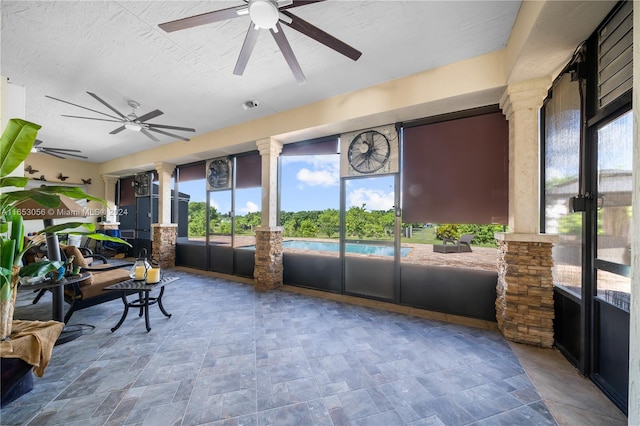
[137,291,144,318]
[111,292,130,332]
[157,286,172,318]
[144,291,151,332]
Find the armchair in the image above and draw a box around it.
[432,233,475,253]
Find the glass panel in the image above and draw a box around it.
[543,73,583,296]
[596,111,633,266]
[344,175,395,299]
[178,177,207,245]
[234,187,260,248]
[596,269,631,312]
[208,190,232,247]
[400,222,502,272]
[280,153,340,254]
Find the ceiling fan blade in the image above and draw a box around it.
[61,114,123,123]
[41,148,83,153]
[141,129,160,142]
[146,123,196,132]
[136,109,164,123]
[86,92,126,119]
[147,127,191,142]
[270,23,305,83]
[234,25,260,76]
[40,150,66,159]
[280,10,361,61]
[46,95,122,120]
[159,5,245,32]
[110,126,126,135]
[280,0,326,11]
[42,149,88,159]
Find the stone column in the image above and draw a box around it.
[151,224,177,268]
[101,175,119,223]
[497,78,557,347]
[151,162,176,268]
[254,137,283,291]
[495,233,557,347]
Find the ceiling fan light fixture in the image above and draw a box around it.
[249,0,279,29]
[124,122,142,132]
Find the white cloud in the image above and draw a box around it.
[348,188,394,211]
[297,168,338,187]
[291,154,340,188]
[238,200,259,214]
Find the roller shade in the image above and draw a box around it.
[402,111,509,224]
[281,136,339,156]
[177,162,205,182]
[235,152,261,188]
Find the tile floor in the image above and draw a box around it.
[0,269,625,425]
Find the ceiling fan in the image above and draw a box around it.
[158,0,362,83]
[31,140,88,159]
[45,92,196,142]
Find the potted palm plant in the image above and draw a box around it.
[0,118,129,339]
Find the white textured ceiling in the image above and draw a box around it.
[1,1,522,162]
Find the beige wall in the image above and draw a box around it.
[98,50,508,176]
[21,152,106,235]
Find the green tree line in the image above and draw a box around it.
[188,202,502,245]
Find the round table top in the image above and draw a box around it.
[19,272,92,291]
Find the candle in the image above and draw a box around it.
[146,268,161,284]
[134,265,146,280]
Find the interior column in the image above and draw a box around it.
[254,137,283,291]
[496,78,558,348]
[101,174,119,223]
[152,162,177,268]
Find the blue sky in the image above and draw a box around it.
[177,154,395,215]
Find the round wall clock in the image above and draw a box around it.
[348,130,391,174]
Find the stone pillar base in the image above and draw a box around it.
[254,228,283,291]
[495,233,557,348]
[151,224,177,268]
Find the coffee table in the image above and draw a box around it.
[103,276,178,332]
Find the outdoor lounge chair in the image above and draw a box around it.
[28,243,133,323]
[432,233,475,253]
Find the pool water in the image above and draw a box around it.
[282,240,411,257]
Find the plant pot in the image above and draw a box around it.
[0,266,19,340]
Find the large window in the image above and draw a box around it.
[400,108,509,272]
[542,71,583,296]
[176,162,206,244]
[233,153,261,248]
[279,138,340,255]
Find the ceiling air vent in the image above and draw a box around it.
[597,1,633,109]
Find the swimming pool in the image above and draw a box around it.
[282,240,411,257]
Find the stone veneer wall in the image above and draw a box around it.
[152,224,177,268]
[254,229,283,291]
[496,240,555,347]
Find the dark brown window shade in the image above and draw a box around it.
[177,162,205,182]
[281,136,339,156]
[235,152,261,188]
[402,111,509,224]
[119,176,135,206]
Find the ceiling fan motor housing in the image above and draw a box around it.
[249,0,279,29]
